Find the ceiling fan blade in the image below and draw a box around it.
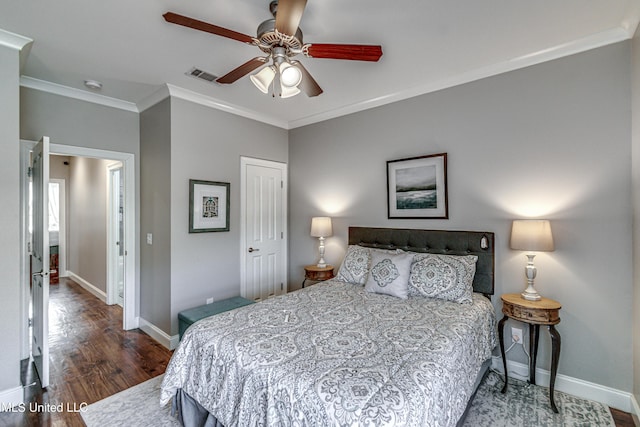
[163,12,255,45]
[216,57,268,84]
[291,61,323,97]
[275,0,307,36]
[305,44,383,62]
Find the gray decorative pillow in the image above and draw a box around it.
[408,254,478,303]
[335,245,371,285]
[364,252,412,299]
[336,245,403,285]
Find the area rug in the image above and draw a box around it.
[462,371,615,426]
[82,371,615,426]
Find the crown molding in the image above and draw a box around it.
[0,28,32,51]
[165,84,289,129]
[288,26,630,129]
[20,76,138,112]
[136,85,170,113]
[16,24,632,130]
[0,29,33,72]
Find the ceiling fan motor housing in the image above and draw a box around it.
[257,19,304,55]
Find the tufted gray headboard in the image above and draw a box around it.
[348,227,495,296]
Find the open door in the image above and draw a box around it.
[31,136,50,388]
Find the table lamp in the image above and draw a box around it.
[310,217,332,268]
[510,219,554,301]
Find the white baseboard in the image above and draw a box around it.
[492,356,635,413]
[67,271,106,302]
[138,317,180,351]
[0,386,23,409]
[631,393,640,418]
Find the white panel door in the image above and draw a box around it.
[243,159,287,301]
[31,136,50,388]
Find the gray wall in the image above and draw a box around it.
[67,157,112,292]
[20,87,141,311]
[140,98,172,333]
[0,42,22,394]
[289,42,632,391]
[168,97,288,335]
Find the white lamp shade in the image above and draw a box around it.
[510,220,554,252]
[280,62,302,88]
[250,66,276,93]
[280,84,300,98]
[310,217,332,237]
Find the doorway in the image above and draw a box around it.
[240,157,288,301]
[107,163,125,307]
[20,141,137,360]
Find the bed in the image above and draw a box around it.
[161,226,496,427]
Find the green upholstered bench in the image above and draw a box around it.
[178,296,255,340]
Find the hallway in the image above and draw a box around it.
[0,277,172,426]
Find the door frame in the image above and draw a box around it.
[106,162,124,306]
[49,178,66,279]
[240,157,288,298]
[19,141,138,358]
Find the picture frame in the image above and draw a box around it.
[387,153,448,219]
[189,179,230,233]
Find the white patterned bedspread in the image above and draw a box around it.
[161,281,496,427]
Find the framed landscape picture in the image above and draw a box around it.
[189,179,230,232]
[387,153,448,219]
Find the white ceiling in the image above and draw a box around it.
[1,0,639,129]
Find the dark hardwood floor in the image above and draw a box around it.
[0,277,172,427]
[0,277,635,426]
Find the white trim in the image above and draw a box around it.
[631,394,640,417]
[0,386,24,408]
[240,157,289,299]
[136,85,170,113]
[106,163,123,306]
[14,26,630,130]
[20,76,138,113]
[48,144,137,330]
[0,28,32,51]
[166,84,289,129]
[288,27,631,129]
[492,356,634,412]
[19,141,35,360]
[50,178,66,279]
[138,318,179,350]
[67,271,106,303]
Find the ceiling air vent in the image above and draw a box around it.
[186,67,218,83]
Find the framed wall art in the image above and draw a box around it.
[387,153,448,219]
[189,179,230,233]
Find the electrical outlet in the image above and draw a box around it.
[206,297,214,304]
[512,327,523,344]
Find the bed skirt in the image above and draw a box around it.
[171,388,225,427]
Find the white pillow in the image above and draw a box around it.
[364,251,413,299]
[408,254,478,303]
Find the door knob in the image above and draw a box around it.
[248,247,260,253]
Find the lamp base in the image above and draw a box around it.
[521,291,541,301]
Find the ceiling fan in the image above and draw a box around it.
[163,0,383,98]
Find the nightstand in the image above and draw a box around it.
[302,265,334,288]
[498,293,562,413]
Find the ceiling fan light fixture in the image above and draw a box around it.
[250,66,276,93]
[279,62,302,88]
[280,84,301,98]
